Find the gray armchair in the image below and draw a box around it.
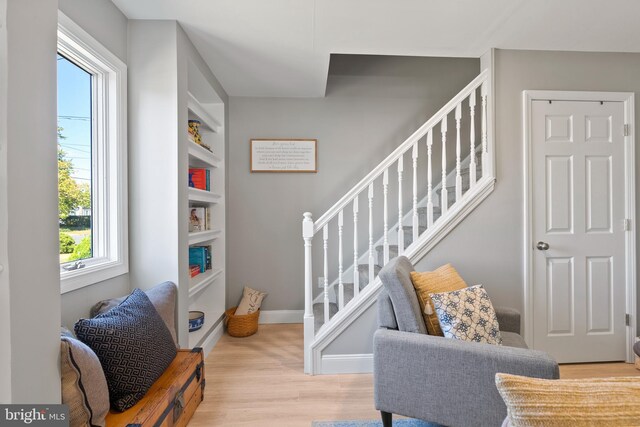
[374,256,559,427]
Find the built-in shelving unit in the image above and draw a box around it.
[185,72,226,353]
[128,22,227,358]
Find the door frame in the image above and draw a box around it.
[523,90,636,362]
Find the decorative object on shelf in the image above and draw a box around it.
[187,120,202,145]
[188,119,212,152]
[250,139,317,173]
[188,311,205,332]
[235,286,267,315]
[224,306,260,337]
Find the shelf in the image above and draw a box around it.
[187,92,222,133]
[188,139,221,168]
[188,311,224,347]
[189,268,223,299]
[188,187,221,204]
[188,229,221,245]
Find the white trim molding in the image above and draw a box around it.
[320,353,373,375]
[259,310,304,324]
[522,90,636,363]
[58,11,128,293]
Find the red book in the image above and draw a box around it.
[189,168,207,190]
[189,264,201,278]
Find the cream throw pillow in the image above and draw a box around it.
[496,373,640,427]
[235,286,267,315]
[410,264,467,335]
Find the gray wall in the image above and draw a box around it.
[227,56,480,311]
[58,0,127,64]
[2,0,60,403]
[326,48,640,356]
[417,49,640,314]
[0,0,10,402]
[58,0,131,328]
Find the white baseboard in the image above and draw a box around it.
[259,310,303,324]
[200,321,223,358]
[320,353,373,374]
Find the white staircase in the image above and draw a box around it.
[302,69,495,374]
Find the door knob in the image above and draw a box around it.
[536,241,550,251]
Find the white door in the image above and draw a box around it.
[531,99,627,363]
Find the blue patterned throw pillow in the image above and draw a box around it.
[74,288,177,411]
[430,285,502,345]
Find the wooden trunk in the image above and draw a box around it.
[106,348,205,427]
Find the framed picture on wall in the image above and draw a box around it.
[250,139,317,173]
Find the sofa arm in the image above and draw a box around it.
[373,329,558,427]
[495,306,521,334]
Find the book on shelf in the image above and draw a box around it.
[189,247,207,273]
[189,207,206,232]
[188,206,212,232]
[204,244,212,270]
[188,168,211,191]
[189,245,212,273]
[189,264,201,278]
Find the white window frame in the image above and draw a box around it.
[58,11,128,294]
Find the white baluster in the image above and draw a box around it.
[397,157,404,253]
[426,130,434,227]
[302,212,314,374]
[481,81,488,177]
[338,210,344,310]
[469,90,477,186]
[383,169,390,264]
[412,142,419,242]
[455,103,462,202]
[323,224,329,325]
[368,184,374,286]
[353,197,359,298]
[441,116,448,214]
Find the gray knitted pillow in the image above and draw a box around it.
[75,289,177,411]
[60,334,110,427]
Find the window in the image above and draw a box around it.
[58,12,127,293]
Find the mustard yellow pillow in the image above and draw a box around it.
[496,373,640,427]
[410,264,467,335]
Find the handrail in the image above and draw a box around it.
[312,69,489,234]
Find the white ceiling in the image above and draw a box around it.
[112,0,640,97]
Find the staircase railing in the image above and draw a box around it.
[302,69,492,374]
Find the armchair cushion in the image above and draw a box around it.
[374,329,559,427]
[378,256,427,334]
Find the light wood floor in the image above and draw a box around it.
[189,324,640,427]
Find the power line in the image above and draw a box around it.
[58,115,91,121]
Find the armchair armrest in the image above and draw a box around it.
[495,306,521,334]
[373,329,558,427]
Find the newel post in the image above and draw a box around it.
[302,212,314,374]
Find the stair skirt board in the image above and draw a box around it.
[259,310,304,324]
[320,353,373,375]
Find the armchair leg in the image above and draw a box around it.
[381,411,392,427]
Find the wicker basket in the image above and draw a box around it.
[224,306,260,337]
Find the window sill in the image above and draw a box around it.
[60,259,128,294]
